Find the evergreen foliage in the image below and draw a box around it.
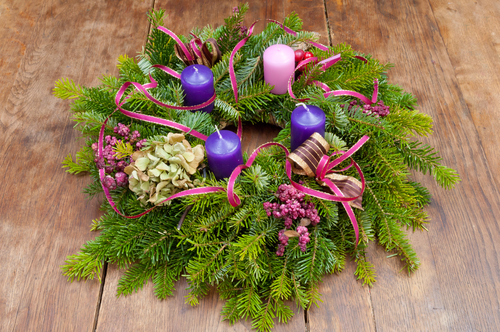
[55,5,460,331]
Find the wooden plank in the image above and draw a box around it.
[428,0,500,190]
[97,265,304,332]
[95,1,326,331]
[285,0,330,45]
[313,0,500,331]
[0,0,154,331]
[0,0,42,111]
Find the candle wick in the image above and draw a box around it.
[194,66,199,73]
[215,125,223,139]
[296,102,309,111]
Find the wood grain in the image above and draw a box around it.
[97,265,304,332]
[313,0,500,331]
[428,0,500,190]
[3,0,499,331]
[0,0,153,331]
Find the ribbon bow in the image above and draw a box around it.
[288,133,364,210]
[224,134,369,246]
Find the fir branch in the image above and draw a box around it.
[354,246,377,286]
[62,146,94,174]
[53,78,85,99]
[222,297,242,324]
[113,141,134,159]
[348,116,385,130]
[324,132,346,151]
[270,255,291,300]
[152,262,179,299]
[237,285,261,319]
[365,186,420,272]
[117,262,153,296]
[61,237,109,282]
[251,296,275,332]
[234,232,266,261]
[398,141,460,189]
[185,281,210,306]
[186,243,228,284]
[214,97,241,121]
[291,273,309,310]
[306,283,323,309]
[275,299,294,323]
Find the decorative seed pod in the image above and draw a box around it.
[124,133,205,206]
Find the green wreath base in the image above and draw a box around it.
[55,5,460,331]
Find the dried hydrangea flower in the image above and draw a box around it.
[124,133,205,206]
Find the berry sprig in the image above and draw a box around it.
[263,184,318,255]
[263,184,320,228]
[92,123,146,190]
[343,99,391,118]
[276,229,289,256]
[296,226,311,252]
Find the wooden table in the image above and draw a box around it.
[2,0,499,331]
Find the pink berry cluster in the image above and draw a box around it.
[296,226,310,252]
[91,123,146,190]
[113,123,147,148]
[264,184,318,256]
[263,184,320,229]
[276,230,289,256]
[342,99,390,118]
[275,224,311,256]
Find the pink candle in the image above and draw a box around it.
[263,44,295,94]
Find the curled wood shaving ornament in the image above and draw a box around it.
[174,37,222,68]
[287,133,364,210]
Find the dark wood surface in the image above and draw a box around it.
[1,0,498,331]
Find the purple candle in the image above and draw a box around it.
[290,103,326,151]
[181,64,214,113]
[206,129,244,180]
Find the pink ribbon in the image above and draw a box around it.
[322,79,379,105]
[282,47,378,106]
[354,55,368,63]
[158,26,194,62]
[229,21,258,103]
[287,55,342,100]
[113,66,214,141]
[293,77,380,106]
[189,38,204,58]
